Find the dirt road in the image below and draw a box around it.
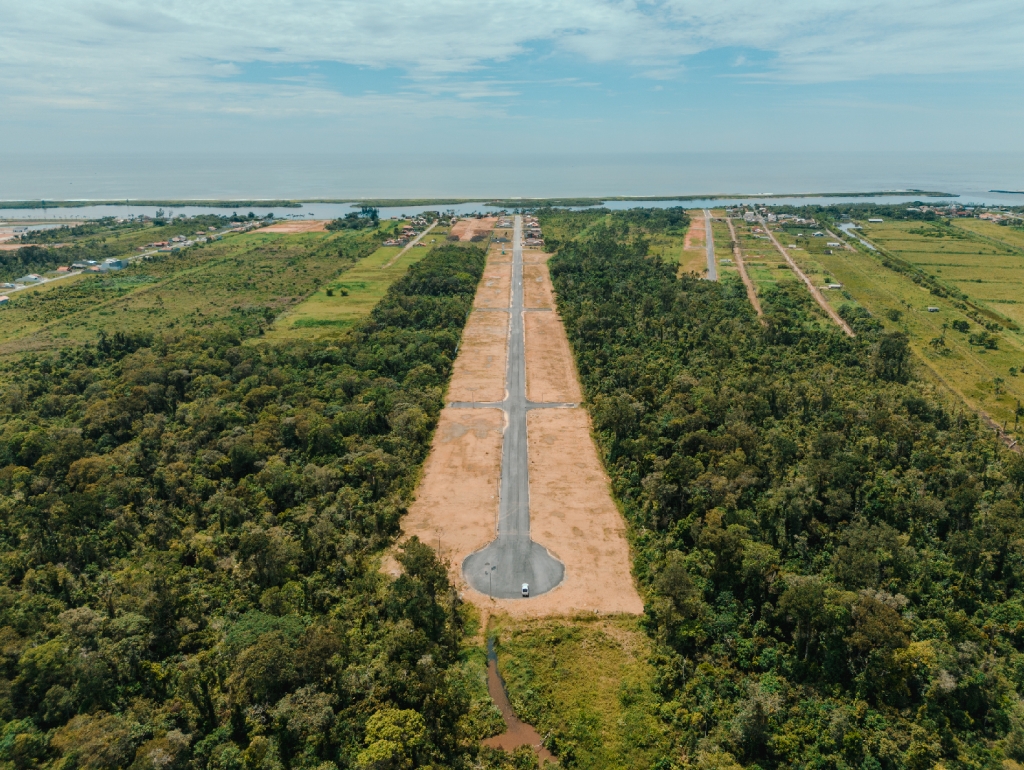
[760,218,855,337]
[725,218,763,320]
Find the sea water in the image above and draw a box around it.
[1,151,1021,220]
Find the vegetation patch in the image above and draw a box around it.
[546,212,1024,768]
[0,242,492,768]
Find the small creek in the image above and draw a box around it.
[482,637,557,766]
[837,222,878,251]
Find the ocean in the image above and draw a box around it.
[1,151,1021,220]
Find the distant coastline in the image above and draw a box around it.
[0,189,958,210]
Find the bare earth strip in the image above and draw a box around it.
[726,218,764,320]
[451,217,498,241]
[523,264,554,309]
[447,310,509,403]
[522,249,549,264]
[398,409,504,566]
[261,220,329,233]
[399,219,641,618]
[683,215,705,251]
[524,312,582,404]
[475,262,512,309]
[520,409,644,616]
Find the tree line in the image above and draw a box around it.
[0,245,494,769]
[546,211,1024,769]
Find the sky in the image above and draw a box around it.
[2,1,1023,157]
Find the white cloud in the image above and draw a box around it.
[0,0,1021,118]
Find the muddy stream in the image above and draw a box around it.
[482,638,557,766]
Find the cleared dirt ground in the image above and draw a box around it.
[523,264,554,309]
[397,222,641,618]
[679,214,708,275]
[474,262,512,309]
[683,214,705,251]
[522,248,548,264]
[451,217,498,241]
[393,408,503,569]
[447,310,509,403]
[524,312,581,404]
[260,220,329,233]
[516,409,644,616]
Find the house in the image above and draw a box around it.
[826,283,843,289]
[101,258,126,271]
[812,232,824,237]
[868,218,884,223]
[926,307,940,312]
[16,274,42,283]
[826,242,841,247]
[0,297,8,305]
[57,266,69,273]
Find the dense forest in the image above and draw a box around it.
[0,245,494,769]
[547,213,1024,769]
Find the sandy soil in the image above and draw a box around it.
[474,262,512,309]
[447,310,508,403]
[451,217,497,242]
[513,409,643,616]
[523,264,554,309]
[683,214,706,251]
[0,244,26,251]
[394,408,503,569]
[524,312,582,404]
[261,220,329,233]
[522,248,549,264]
[395,228,641,619]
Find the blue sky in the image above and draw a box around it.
[2,0,1023,154]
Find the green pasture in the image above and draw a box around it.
[711,218,737,279]
[955,217,1024,251]
[260,227,451,342]
[0,229,377,356]
[733,219,799,295]
[492,614,669,770]
[810,235,1024,432]
[860,219,1024,328]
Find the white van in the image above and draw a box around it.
[521,583,530,597]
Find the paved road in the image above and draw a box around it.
[704,209,717,280]
[458,215,566,599]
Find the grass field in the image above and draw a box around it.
[800,221,1024,434]
[260,226,451,342]
[732,218,802,296]
[710,218,737,280]
[0,228,381,356]
[491,614,669,770]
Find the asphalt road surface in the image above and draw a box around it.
[704,209,717,280]
[457,215,566,599]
